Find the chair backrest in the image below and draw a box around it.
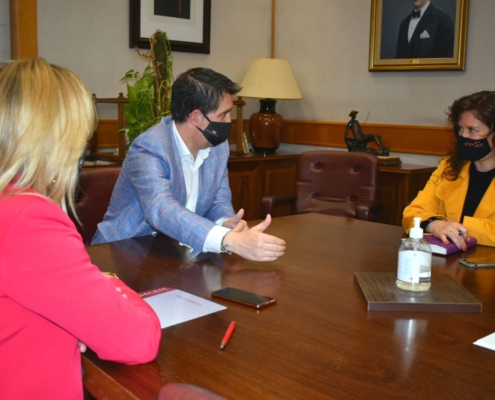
[72,166,121,244]
[294,150,379,218]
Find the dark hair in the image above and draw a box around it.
[170,68,241,123]
[444,91,495,180]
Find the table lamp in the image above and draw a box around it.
[237,58,302,154]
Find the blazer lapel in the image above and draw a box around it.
[475,179,495,219]
[441,163,469,222]
[166,119,187,206]
[412,6,433,41]
[195,152,214,215]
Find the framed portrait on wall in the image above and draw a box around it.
[369,0,469,71]
[130,0,211,54]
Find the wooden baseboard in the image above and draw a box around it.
[95,119,454,156]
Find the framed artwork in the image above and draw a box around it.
[369,0,469,71]
[130,0,211,54]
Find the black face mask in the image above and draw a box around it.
[457,136,493,161]
[196,112,232,146]
[78,145,87,174]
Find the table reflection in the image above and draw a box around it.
[100,234,283,297]
[394,318,428,373]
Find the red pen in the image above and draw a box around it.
[220,321,236,350]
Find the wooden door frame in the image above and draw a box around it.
[9,0,38,59]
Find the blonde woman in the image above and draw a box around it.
[0,59,161,399]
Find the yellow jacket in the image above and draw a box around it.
[403,158,495,246]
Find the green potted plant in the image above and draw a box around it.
[120,30,174,147]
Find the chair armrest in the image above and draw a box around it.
[261,194,297,218]
[356,200,381,222]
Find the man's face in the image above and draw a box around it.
[205,94,234,123]
[411,0,428,8]
[196,94,234,148]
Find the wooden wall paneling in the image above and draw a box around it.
[281,120,455,156]
[95,118,454,157]
[93,119,245,150]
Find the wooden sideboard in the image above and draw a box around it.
[84,152,434,226]
[228,153,435,226]
[227,152,300,221]
[377,164,435,226]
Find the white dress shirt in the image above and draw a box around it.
[172,122,231,254]
[408,1,430,42]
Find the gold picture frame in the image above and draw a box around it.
[369,0,469,71]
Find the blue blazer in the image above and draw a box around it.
[92,117,235,257]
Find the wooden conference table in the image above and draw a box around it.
[83,214,495,399]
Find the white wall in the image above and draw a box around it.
[277,0,495,127]
[36,0,495,164]
[0,0,10,62]
[37,0,270,115]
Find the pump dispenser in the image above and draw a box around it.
[396,217,432,291]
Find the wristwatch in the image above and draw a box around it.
[420,217,441,231]
[220,233,232,255]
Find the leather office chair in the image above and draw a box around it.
[72,166,122,245]
[261,150,381,222]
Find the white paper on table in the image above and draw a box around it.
[140,286,226,329]
[474,332,495,351]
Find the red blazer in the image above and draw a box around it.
[0,191,161,399]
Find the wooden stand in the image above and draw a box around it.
[355,272,482,313]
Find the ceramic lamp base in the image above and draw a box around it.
[248,99,282,154]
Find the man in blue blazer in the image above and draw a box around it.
[92,68,285,261]
[396,0,454,59]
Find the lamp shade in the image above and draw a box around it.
[237,58,302,100]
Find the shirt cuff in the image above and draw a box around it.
[215,217,228,226]
[203,225,231,253]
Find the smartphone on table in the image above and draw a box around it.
[460,257,495,268]
[211,287,276,309]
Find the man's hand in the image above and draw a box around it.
[223,214,285,261]
[222,209,248,232]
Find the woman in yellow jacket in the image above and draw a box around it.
[403,91,495,250]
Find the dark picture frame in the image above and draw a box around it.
[130,0,211,54]
[369,0,469,71]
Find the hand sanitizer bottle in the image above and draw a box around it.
[396,217,432,291]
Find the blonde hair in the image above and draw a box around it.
[0,58,95,213]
